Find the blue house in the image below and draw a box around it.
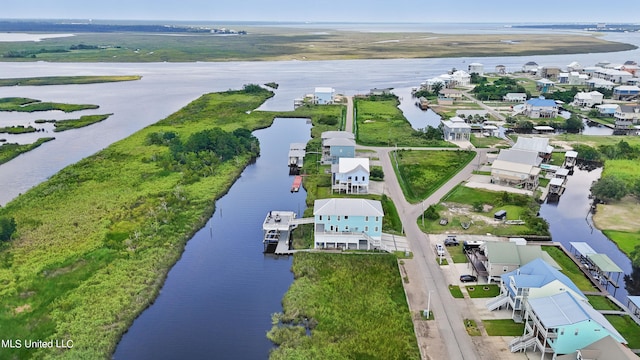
[313,198,383,250]
[613,85,640,101]
[332,157,370,194]
[525,97,558,118]
[487,258,585,320]
[314,87,335,104]
[510,291,626,358]
[321,131,356,164]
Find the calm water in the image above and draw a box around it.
[113,118,310,359]
[539,166,636,302]
[393,86,442,129]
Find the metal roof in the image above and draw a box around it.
[314,198,383,217]
[501,258,583,297]
[570,242,597,257]
[497,148,542,166]
[321,131,354,140]
[586,253,623,273]
[337,157,369,173]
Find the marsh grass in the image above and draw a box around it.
[268,252,420,359]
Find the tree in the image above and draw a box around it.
[564,115,584,133]
[431,82,444,95]
[0,216,16,242]
[590,175,628,202]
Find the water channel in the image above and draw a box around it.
[113,118,310,359]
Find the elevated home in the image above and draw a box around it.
[541,66,561,81]
[573,91,603,107]
[491,159,540,190]
[481,243,559,282]
[614,104,640,132]
[535,79,555,93]
[512,137,553,163]
[314,87,335,104]
[556,335,638,360]
[451,70,471,86]
[438,88,463,105]
[496,148,542,167]
[487,258,584,320]
[503,93,527,102]
[332,157,369,194]
[512,292,626,358]
[468,62,484,75]
[595,104,618,116]
[586,78,615,90]
[612,85,640,101]
[525,97,558,118]
[593,68,633,84]
[421,74,453,91]
[442,116,471,141]
[522,61,539,73]
[566,61,582,72]
[313,198,383,250]
[321,131,355,164]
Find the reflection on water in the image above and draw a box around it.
[393,87,441,130]
[539,166,636,302]
[114,118,311,359]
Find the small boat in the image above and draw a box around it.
[291,175,302,192]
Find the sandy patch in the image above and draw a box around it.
[593,195,640,232]
[14,304,31,314]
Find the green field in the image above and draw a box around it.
[0,97,99,113]
[0,138,55,165]
[0,75,141,86]
[542,246,595,292]
[393,149,475,203]
[418,185,548,236]
[354,96,451,147]
[605,315,640,349]
[268,252,420,360]
[0,30,634,62]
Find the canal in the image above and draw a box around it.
[539,165,637,303]
[113,118,311,359]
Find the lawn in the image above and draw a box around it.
[447,244,468,263]
[393,149,475,203]
[465,284,501,298]
[268,253,420,360]
[483,319,525,336]
[464,319,482,336]
[354,96,452,147]
[449,285,464,298]
[542,246,596,292]
[587,295,620,311]
[417,185,549,236]
[605,315,640,349]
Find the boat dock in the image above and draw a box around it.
[262,211,314,254]
[288,143,306,174]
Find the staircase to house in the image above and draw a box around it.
[486,294,509,311]
[509,334,536,353]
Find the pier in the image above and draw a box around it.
[262,211,313,254]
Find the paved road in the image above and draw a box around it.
[344,95,354,132]
[346,94,491,359]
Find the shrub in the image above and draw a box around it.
[0,216,16,242]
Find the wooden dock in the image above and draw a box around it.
[262,211,313,255]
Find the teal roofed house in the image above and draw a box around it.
[511,292,626,358]
[313,198,383,250]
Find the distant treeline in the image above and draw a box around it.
[515,24,640,32]
[0,21,246,34]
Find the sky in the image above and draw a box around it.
[2,0,639,24]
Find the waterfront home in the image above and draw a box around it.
[468,62,484,75]
[566,61,582,72]
[490,158,540,190]
[512,291,626,358]
[442,116,471,141]
[503,93,527,102]
[438,88,463,105]
[331,157,369,194]
[525,97,558,119]
[572,91,603,107]
[321,131,355,164]
[495,65,506,74]
[614,104,640,132]
[558,72,588,85]
[556,335,638,360]
[512,137,553,162]
[314,87,336,104]
[612,85,640,101]
[451,70,471,86]
[496,148,542,167]
[522,61,539,73]
[593,68,634,84]
[421,74,453,91]
[313,198,383,250]
[595,103,617,116]
[487,258,584,319]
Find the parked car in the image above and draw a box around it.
[435,243,445,256]
[444,236,459,246]
[460,274,477,283]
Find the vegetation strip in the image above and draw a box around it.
[0,97,99,112]
[0,85,285,359]
[268,253,420,360]
[0,138,54,165]
[0,75,141,86]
